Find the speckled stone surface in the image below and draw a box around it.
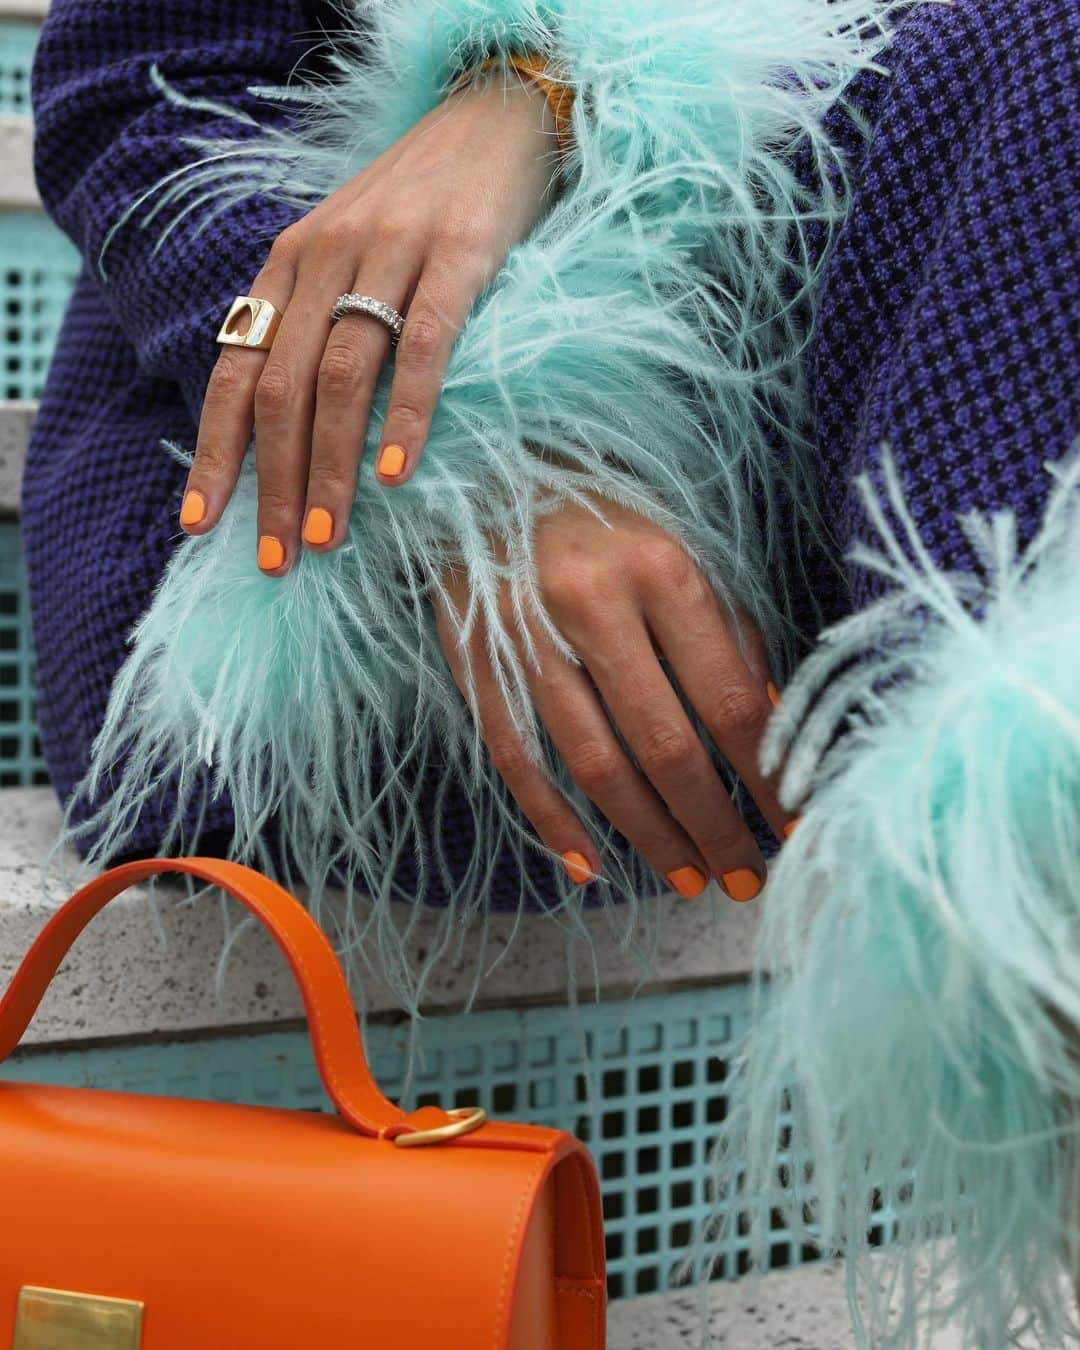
[0,116,36,207]
[608,1259,1058,1349]
[0,787,760,1045]
[0,402,31,511]
[609,1264,876,1349]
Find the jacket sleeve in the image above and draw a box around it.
[30,0,338,421]
[58,0,901,942]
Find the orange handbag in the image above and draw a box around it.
[0,857,607,1350]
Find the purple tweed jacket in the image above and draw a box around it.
[24,0,1079,904]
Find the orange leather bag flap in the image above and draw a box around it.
[0,858,606,1349]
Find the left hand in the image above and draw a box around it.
[434,493,792,901]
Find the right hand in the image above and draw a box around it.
[435,493,793,902]
[179,70,561,571]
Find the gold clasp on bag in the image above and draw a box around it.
[14,1287,143,1350]
[392,1105,488,1148]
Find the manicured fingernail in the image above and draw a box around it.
[179,489,206,527]
[257,534,285,571]
[721,868,762,903]
[782,818,800,839]
[303,507,334,546]
[377,443,407,478]
[767,681,781,708]
[667,865,708,899]
[561,851,595,885]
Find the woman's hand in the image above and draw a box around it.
[179,73,560,572]
[435,496,794,902]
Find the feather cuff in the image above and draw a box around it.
[700,447,1080,1348]
[59,0,903,1007]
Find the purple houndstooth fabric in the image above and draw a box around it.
[23,0,1079,905]
[800,0,1079,624]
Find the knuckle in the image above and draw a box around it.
[311,216,356,259]
[254,364,294,420]
[256,480,294,517]
[369,212,413,249]
[207,349,252,399]
[384,397,427,431]
[565,740,621,796]
[526,804,573,845]
[268,222,305,263]
[398,311,443,365]
[434,216,478,253]
[709,682,770,740]
[306,458,351,496]
[192,442,232,478]
[544,561,602,616]
[637,722,694,776]
[318,343,367,399]
[637,537,696,592]
[485,732,532,783]
[698,821,752,861]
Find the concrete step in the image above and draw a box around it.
[610,1257,1056,1349]
[0,115,35,207]
[0,399,32,511]
[0,785,759,1046]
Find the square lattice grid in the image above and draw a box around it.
[0,523,45,786]
[1,213,81,401]
[1,985,826,1301]
[0,23,37,114]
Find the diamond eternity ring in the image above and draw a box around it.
[329,293,406,344]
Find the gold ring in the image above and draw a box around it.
[216,295,283,351]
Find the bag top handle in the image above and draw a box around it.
[0,857,437,1141]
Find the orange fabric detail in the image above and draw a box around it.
[450,51,576,159]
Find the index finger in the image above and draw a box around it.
[180,250,297,535]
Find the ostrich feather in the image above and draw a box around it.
[55,0,905,1009]
[695,446,1080,1348]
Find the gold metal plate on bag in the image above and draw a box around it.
[14,1287,143,1350]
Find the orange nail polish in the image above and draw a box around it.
[303,507,334,546]
[721,868,762,902]
[667,865,707,899]
[377,443,407,478]
[782,818,800,839]
[561,851,594,885]
[257,535,285,571]
[179,489,206,527]
[766,681,781,708]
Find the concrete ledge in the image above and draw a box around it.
[0,117,36,207]
[0,400,32,511]
[609,1259,1056,1349]
[0,787,759,1047]
[0,2,47,16]
[611,1264,873,1350]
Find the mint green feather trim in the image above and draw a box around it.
[57,0,905,1010]
[696,446,1080,1348]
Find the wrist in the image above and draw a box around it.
[447,52,575,160]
